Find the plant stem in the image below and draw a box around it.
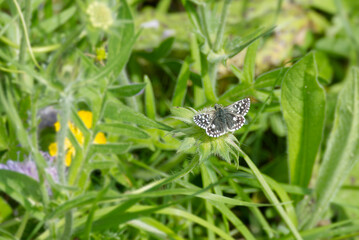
[198,5,213,49]
[208,61,218,90]
[60,211,73,240]
[57,93,72,184]
[18,0,31,65]
[201,54,217,102]
[213,0,231,52]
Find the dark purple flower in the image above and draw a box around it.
[38,106,58,130]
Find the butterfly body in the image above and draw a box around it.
[193,98,250,137]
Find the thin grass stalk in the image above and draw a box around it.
[12,0,39,68]
[224,174,274,238]
[184,172,194,239]
[200,164,216,240]
[203,159,256,240]
[18,0,31,66]
[15,211,29,239]
[239,149,302,240]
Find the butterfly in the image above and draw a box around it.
[193,98,250,137]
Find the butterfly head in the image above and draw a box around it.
[214,104,223,110]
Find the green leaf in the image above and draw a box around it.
[172,57,191,106]
[35,6,76,34]
[305,67,359,229]
[281,52,326,188]
[190,71,203,88]
[314,51,333,85]
[144,75,156,119]
[128,217,184,240]
[0,197,12,223]
[219,84,252,102]
[96,123,150,139]
[0,170,42,212]
[315,37,351,57]
[90,143,131,155]
[226,27,274,58]
[145,37,175,62]
[241,39,260,85]
[170,106,195,124]
[0,117,8,151]
[109,83,146,97]
[71,204,234,240]
[254,68,287,89]
[0,228,17,240]
[104,100,172,131]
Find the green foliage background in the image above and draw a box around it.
[0,0,359,239]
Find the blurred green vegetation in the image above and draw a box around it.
[0,0,359,239]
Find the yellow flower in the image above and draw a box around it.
[49,111,106,166]
[86,1,114,30]
[95,47,107,62]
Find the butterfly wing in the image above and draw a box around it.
[206,116,227,137]
[224,112,245,132]
[193,110,215,129]
[225,98,250,116]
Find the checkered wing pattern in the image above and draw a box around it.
[206,117,227,137]
[193,111,215,129]
[193,98,250,137]
[224,113,245,132]
[226,98,250,116]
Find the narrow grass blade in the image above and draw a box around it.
[90,143,131,155]
[200,164,215,240]
[127,218,184,240]
[172,57,191,107]
[96,123,150,139]
[144,75,156,119]
[239,150,302,240]
[109,83,146,97]
[241,38,260,85]
[202,162,256,240]
[226,27,274,58]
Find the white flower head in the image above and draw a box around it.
[86,1,114,30]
